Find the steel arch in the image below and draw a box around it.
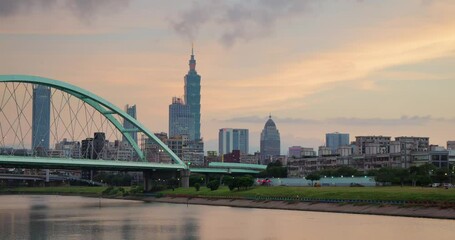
[0,74,186,168]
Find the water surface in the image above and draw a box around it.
[0,195,454,240]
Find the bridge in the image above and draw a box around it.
[0,75,263,190]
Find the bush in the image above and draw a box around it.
[102,186,127,197]
[102,186,114,195]
[207,180,220,191]
[227,175,254,191]
[194,183,200,191]
[223,176,234,186]
[129,185,144,195]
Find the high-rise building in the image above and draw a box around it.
[123,104,137,144]
[260,115,281,160]
[81,138,93,159]
[233,129,249,155]
[169,97,194,140]
[32,85,51,154]
[93,132,105,159]
[184,46,201,141]
[326,132,349,153]
[219,128,249,155]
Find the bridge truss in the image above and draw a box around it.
[0,75,186,170]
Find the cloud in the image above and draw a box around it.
[222,115,319,124]
[170,0,310,47]
[0,0,57,17]
[327,116,434,126]
[0,0,131,22]
[65,0,131,24]
[222,115,453,126]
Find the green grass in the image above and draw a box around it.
[161,186,455,202]
[0,186,108,196]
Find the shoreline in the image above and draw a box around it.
[134,196,455,220]
[2,190,455,220]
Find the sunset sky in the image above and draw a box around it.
[1,0,455,154]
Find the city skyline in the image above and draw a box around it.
[2,1,455,153]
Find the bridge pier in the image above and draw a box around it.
[143,170,153,192]
[180,169,190,188]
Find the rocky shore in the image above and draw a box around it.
[141,196,455,220]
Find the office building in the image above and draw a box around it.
[260,115,280,160]
[355,136,391,155]
[32,85,51,155]
[122,104,138,144]
[169,97,194,140]
[326,132,349,153]
[218,128,249,155]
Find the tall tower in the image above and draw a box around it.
[32,85,51,155]
[260,115,281,161]
[184,46,201,141]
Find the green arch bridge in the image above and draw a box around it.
[0,75,264,190]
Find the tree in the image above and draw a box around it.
[207,180,220,191]
[335,166,361,177]
[258,161,287,178]
[189,174,204,187]
[306,173,321,186]
[194,183,200,191]
[167,178,180,191]
[239,176,254,190]
[375,168,398,185]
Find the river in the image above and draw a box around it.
[0,195,454,240]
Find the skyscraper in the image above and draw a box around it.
[325,132,350,153]
[123,104,137,144]
[219,128,249,155]
[184,46,201,141]
[169,97,194,140]
[32,85,51,154]
[260,115,281,160]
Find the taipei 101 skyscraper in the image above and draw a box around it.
[184,46,201,141]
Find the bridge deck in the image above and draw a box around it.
[0,156,184,171]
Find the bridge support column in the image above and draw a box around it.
[180,169,190,188]
[143,170,153,192]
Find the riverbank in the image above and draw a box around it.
[2,186,455,219]
[142,196,455,220]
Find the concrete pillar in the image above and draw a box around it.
[143,170,153,192]
[180,169,190,188]
[205,174,210,186]
[220,175,224,186]
[45,169,50,183]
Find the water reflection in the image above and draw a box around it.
[0,195,454,240]
[29,204,48,240]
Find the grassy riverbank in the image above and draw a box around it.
[2,186,455,203]
[161,186,455,203]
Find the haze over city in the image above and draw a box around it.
[2,0,455,153]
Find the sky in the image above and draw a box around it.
[1,0,455,154]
